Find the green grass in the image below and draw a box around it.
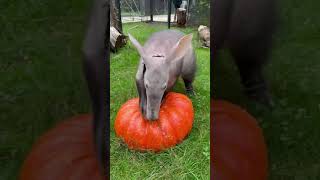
[213,0,320,179]
[0,1,91,179]
[110,23,210,179]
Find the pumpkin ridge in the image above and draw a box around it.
[161,111,178,146]
[122,110,141,147]
[157,114,171,149]
[128,111,145,149]
[115,107,138,137]
[167,107,185,141]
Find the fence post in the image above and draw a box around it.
[150,0,153,22]
[168,0,172,28]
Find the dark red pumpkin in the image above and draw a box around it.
[19,114,104,180]
[211,100,268,180]
[115,92,194,151]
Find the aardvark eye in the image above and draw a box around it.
[162,83,167,90]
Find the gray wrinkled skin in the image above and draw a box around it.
[129,30,196,120]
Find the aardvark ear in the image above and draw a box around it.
[128,33,147,58]
[166,33,193,63]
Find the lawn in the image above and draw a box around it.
[213,0,320,179]
[110,23,210,179]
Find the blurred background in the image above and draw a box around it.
[0,1,92,179]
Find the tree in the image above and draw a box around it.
[110,0,126,52]
[110,0,123,33]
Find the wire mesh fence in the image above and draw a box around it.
[119,0,209,25]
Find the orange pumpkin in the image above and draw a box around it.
[114,92,194,151]
[19,114,104,180]
[211,100,268,180]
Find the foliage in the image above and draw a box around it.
[188,0,210,26]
